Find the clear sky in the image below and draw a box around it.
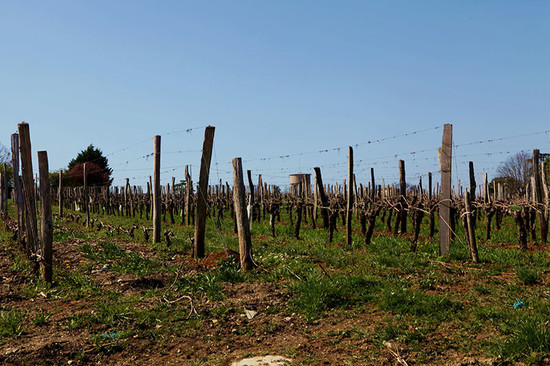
[1,1,548,190]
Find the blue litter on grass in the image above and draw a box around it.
[103,332,121,338]
[513,298,525,309]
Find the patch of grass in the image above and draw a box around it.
[58,270,100,298]
[289,272,381,322]
[378,286,462,321]
[176,272,225,301]
[494,316,550,361]
[0,307,26,338]
[32,309,51,326]
[62,313,95,330]
[82,241,160,275]
[515,266,541,285]
[473,284,491,295]
[214,260,245,283]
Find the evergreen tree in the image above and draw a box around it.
[68,145,112,186]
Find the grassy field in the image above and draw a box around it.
[1,202,549,365]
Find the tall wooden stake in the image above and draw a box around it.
[153,135,162,243]
[58,169,63,217]
[464,190,479,263]
[314,167,329,229]
[38,151,53,282]
[83,163,89,227]
[18,123,40,259]
[247,169,255,230]
[194,126,215,259]
[399,160,407,234]
[346,146,354,245]
[233,158,254,270]
[185,165,193,226]
[438,123,453,256]
[11,133,24,246]
[533,149,548,243]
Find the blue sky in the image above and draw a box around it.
[1,1,548,190]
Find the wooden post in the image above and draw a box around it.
[18,123,40,258]
[468,162,476,200]
[247,169,254,230]
[346,146,354,245]
[428,172,435,238]
[314,167,329,229]
[464,190,479,263]
[533,149,547,243]
[399,160,407,234]
[153,136,162,243]
[313,170,319,222]
[38,151,53,282]
[83,163,89,227]
[438,124,453,256]
[370,168,376,200]
[468,161,477,234]
[232,158,254,270]
[194,126,215,259]
[58,169,63,217]
[11,134,24,246]
[483,173,489,204]
[185,165,193,226]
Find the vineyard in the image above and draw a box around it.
[1,123,550,365]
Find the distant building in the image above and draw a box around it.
[289,173,311,196]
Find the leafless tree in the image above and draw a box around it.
[496,151,531,197]
[0,143,10,164]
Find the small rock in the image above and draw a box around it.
[231,355,292,366]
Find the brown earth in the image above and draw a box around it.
[0,237,509,365]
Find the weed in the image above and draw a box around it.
[515,266,541,286]
[0,308,26,338]
[289,272,380,322]
[494,316,550,361]
[378,286,462,321]
[32,309,51,326]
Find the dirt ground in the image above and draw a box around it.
[0,238,504,365]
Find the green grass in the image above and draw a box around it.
[2,201,550,363]
[495,316,550,362]
[0,307,26,339]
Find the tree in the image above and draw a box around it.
[496,151,531,197]
[0,143,10,164]
[68,145,112,186]
[0,143,13,188]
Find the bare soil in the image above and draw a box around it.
[0,238,510,365]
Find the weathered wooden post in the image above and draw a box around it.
[58,169,63,217]
[533,149,548,243]
[399,160,407,234]
[464,190,479,263]
[194,126,215,259]
[18,122,40,259]
[438,123,453,256]
[233,158,254,270]
[346,146,354,245]
[483,173,489,204]
[313,170,319,227]
[83,163,89,227]
[38,151,53,282]
[11,133,24,246]
[247,169,254,231]
[314,167,329,229]
[428,172,435,238]
[185,165,193,226]
[153,136,162,243]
